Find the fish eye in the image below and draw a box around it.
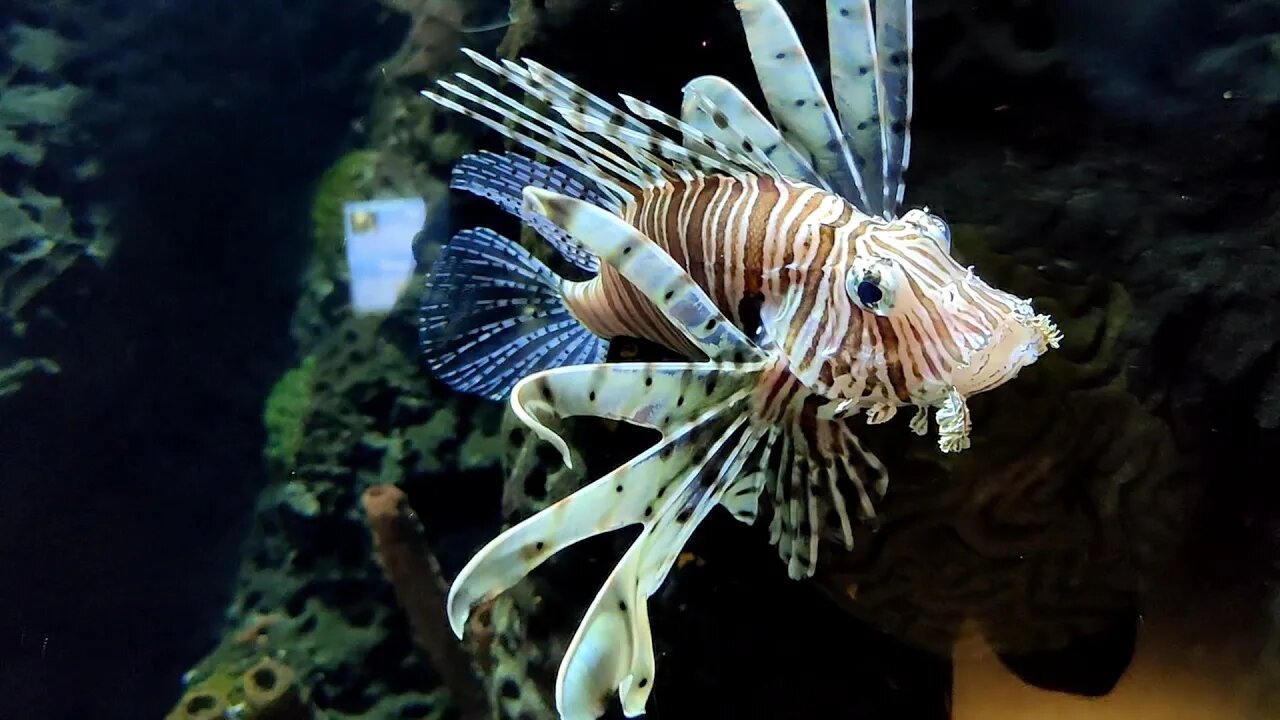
[855,279,883,306]
[845,257,899,315]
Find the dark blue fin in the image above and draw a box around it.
[419,227,608,402]
[450,151,605,273]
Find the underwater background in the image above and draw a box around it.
[2,0,1279,719]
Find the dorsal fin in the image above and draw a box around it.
[680,75,826,188]
[827,0,886,216]
[734,0,872,210]
[873,0,914,218]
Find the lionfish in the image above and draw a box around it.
[417,0,1062,717]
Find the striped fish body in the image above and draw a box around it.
[561,174,1048,418]
[562,174,853,362]
[415,2,1065,718]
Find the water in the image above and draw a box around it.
[2,1,1277,719]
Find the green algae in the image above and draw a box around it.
[263,356,317,470]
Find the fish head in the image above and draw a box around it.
[774,208,1062,406]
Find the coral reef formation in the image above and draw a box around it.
[243,657,324,720]
[167,645,325,720]
[170,302,507,720]
[172,1,1280,718]
[167,690,231,720]
[362,484,490,719]
[0,14,113,398]
[265,356,319,472]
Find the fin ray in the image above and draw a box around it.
[734,0,871,210]
[875,0,914,217]
[827,0,887,216]
[510,362,761,467]
[680,75,826,187]
[557,408,759,719]
[450,151,604,273]
[418,227,607,401]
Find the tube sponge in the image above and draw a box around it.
[166,690,228,720]
[242,657,313,720]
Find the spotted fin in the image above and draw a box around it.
[450,151,603,273]
[616,93,774,177]
[521,187,767,364]
[826,0,886,216]
[509,361,765,469]
[558,409,758,719]
[553,104,753,181]
[733,0,871,211]
[874,0,914,218]
[679,75,825,188]
[717,431,777,524]
[445,362,764,719]
[766,413,888,578]
[418,227,607,401]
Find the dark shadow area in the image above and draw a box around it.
[0,1,402,718]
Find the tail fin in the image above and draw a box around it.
[418,227,607,401]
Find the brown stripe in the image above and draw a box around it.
[742,177,779,296]
[875,316,911,402]
[906,319,942,381]
[784,204,848,353]
[683,182,720,294]
[905,274,964,367]
[707,181,744,317]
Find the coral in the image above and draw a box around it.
[164,635,324,720]
[166,689,230,720]
[294,144,450,354]
[178,298,509,719]
[362,484,490,719]
[264,356,319,471]
[175,8,498,703]
[243,657,323,720]
[0,17,113,398]
[312,150,382,275]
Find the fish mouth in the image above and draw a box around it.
[1015,300,1063,358]
[952,301,1061,396]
